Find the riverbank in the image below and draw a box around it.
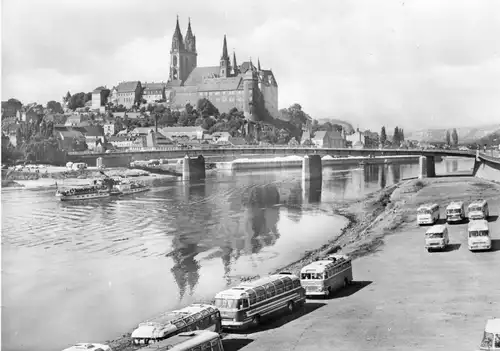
[225,176,500,350]
[101,177,428,351]
[1,166,177,189]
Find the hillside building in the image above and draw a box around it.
[165,17,279,123]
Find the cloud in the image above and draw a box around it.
[2,0,500,130]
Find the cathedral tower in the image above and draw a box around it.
[169,17,197,83]
[219,35,231,78]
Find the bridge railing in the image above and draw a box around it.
[67,146,485,158]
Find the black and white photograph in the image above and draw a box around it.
[1,1,500,350]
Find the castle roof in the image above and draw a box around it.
[198,77,242,92]
[183,66,220,86]
[143,83,166,91]
[239,61,256,73]
[116,81,141,93]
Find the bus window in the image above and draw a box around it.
[241,299,249,308]
[284,279,293,291]
[275,280,284,294]
[214,298,239,309]
[266,285,276,298]
[185,316,194,324]
[192,346,202,351]
[248,293,257,305]
[293,280,301,288]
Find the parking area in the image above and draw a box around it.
[223,178,500,351]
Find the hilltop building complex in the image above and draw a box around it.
[164,17,279,122]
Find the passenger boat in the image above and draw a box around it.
[55,179,114,201]
[111,178,150,196]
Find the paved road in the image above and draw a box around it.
[223,178,500,351]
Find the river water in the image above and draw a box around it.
[1,158,473,351]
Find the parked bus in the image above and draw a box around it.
[140,330,224,351]
[424,224,449,252]
[479,318,500,350]
[468,199,490,220]
[416,203,440,226]
[300,254,353,297]
[468,219,491,251]
[446,201,465,223]
[131,304,221,346]
[214,272,306,330]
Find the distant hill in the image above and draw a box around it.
[315,118,355,134]
[406,124,500,144]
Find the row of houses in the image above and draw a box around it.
[91,81,168,110]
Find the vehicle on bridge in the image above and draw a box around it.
[131,304,221,346]
[417,203,440,226]
[446,201,466,223]
[479,318,500,350]
[140,330,224,351]
[468,199,490,220]
[214,272,305,330]
[300,254,353,297]
[424,225,449,252]
[467,219,491,251]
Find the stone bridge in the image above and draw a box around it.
[66,147,500,181]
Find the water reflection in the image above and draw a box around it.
[379,166,387,189]
[363,164,377,184]
[302,179,322,204]
[169,180,208,300]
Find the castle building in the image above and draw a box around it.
[166,17,279,122]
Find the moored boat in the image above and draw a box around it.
[111,178,150,196]
[55,179,114,201]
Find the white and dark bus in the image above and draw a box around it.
[131,304,221,346]
[300,254,353,297]
[214,272,306,330]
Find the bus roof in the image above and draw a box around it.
[485,319,500,333]
[417,203,438,210]
[140,330,220,351]
[468,219,489,231]
[215,273,299,299]
[468,199,487,207]
[300,254,350,273]
[446,201,464,209]
[140,304,217,326]
[426,224,447,234]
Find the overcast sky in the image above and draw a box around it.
[2,0,500,130]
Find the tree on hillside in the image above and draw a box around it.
[393,126,400,146]
[46,100,63,113]
[451,128,459,146]
[445,130,451,146]
[197,98,219,117]
[68,92,86,110]
[380,126,387,146]
[279,104,311,131]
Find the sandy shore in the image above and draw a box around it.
[1,166,177,190]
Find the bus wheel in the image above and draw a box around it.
[287,301,294,313]
[252,315,261,327]
[327,287,332,298]
[343,278,349,288]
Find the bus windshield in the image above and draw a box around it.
[469,230,489,237]
[426,233,443,239]
[214,298,240,309]
[447,208,461,214]
[301,273,324,280]
[469,206,483,212]
[418,209,431,215]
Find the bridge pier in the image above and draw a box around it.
[302,178,322,204]
[418,156,436,179]
[182,155,206,181]
[302,155,322,181]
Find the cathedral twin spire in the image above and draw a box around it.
[171,16,196,53]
